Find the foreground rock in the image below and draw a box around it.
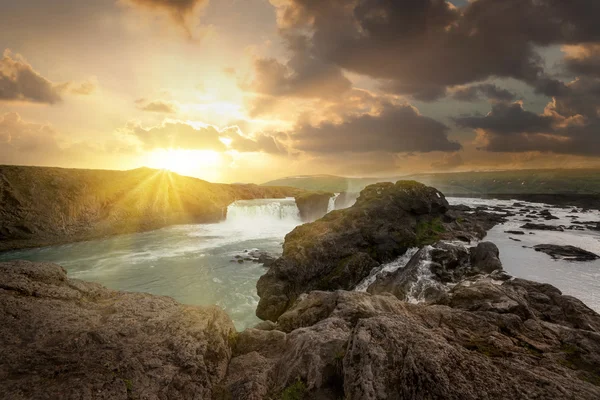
[257,181,506,321]
[0,261,236,400]
[534,244,600,261]
[220,282,600,399]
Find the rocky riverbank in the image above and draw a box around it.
[1,180,599,399]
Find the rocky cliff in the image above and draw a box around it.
[0,165,302,251]
[256,181,506,321]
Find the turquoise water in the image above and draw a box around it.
[0,199,302,331]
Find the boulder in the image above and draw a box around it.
[521,223,565,231]
[533,244,600,261]
[0,261,236,400]
[220,285,600,399]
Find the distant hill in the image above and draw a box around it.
[263,169,600,195]
[0,166,303,251]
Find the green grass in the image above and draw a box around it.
[280,378,307,400]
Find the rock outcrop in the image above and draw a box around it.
[256,181,506,321]
[294,191,335,222]
[0,261,236,400]
[367,241,503,303]
[219,280,600,399]
[0,165,303,252]
[534,244,600,261]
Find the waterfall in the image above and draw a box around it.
[327,193,340,213]
[226,198,301,223]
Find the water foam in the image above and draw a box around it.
[227,198,301,223]
[327,193,340,213]
[355,247,419,291]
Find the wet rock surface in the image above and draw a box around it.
[367,242,503,303]
[256,181,506,321]
[521,222,565,231]
[534,244,600,261]
[0,261,236,400]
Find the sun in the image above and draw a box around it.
[147,149,221,178]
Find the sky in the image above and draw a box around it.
[1,0,600,183]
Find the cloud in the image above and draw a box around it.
[125,121,227,151]
[69,79,97,95]
[0,112,137,167]
[265,0,600,100]
[564,44,600,78]
[455,102,555,135]
[123,0,209,35]
[289,103,461,154]
[457,92,600,156]
[124,120,289,154]
[242,34,352,116]
[451,84,517,102]
[222,128,288,154]
[135,99,178,113]
[0,50,63,104]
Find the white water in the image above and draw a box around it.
[355,247,419,291]
[327,193,340,213]
[447,197,600,312]
[227,198,301,222]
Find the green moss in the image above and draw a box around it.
[281,378,307,400]
[415,217,446,245]
[228,330,239,348]
[558,343,600,386]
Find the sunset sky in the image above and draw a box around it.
[1,0,600,183]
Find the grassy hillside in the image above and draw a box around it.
[0,166,302,251]
[263,169,600,195]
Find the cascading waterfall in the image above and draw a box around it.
[226,198,301,223]
[327,193,340,213]
[355,247,419,291]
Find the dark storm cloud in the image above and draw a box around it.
[457,90,600,156]
[244,34,352,115]
[451,84,517,103]
[564,45,600,78]
[264,0,600,100]
[0,50,63,104]
[455,103,555,135]
[290,103,461,154]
